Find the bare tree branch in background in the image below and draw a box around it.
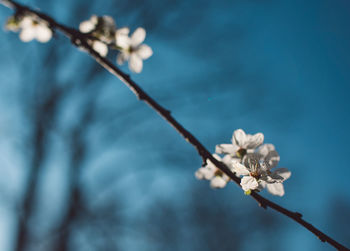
[53,101,93,251]
[14,77,66,251]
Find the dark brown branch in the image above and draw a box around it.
[1,1,349,250]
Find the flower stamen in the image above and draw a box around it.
[249,171,260,179]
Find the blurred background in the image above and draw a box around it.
[0,0,350,250]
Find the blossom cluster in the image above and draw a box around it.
[5,14,152,73]
[195,129,291,196]
[5,14,52,43]
[79,15,152,73]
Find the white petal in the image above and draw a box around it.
[257,144,275,157]
[258,180,267,189]
[117,52,129,65]
[246,149,255,154]
[233,129,247,147]
[245,133,264,149]
[116,35,131,49]
[215,144,238,155]
[90,15,98,25]
[92,41,108,57]
[226,157,242,177]
[232,161,250,176]
[201,160,217,179]
[266,173,283,183]
[19,27,35,42]
[116,27,130,37]
[210,176,227,189]
[205,154,231,174]
[101,16,115,28]
[129,54,143,73]
[195,169,204,179]
[222,173,230,182]
[221,154,233,167]
[240,176,258,191]
[195,167,215,180]
[266,183,285,196]
[79,20,95,33]
[20,16,34,28]
[137,44,153,60]
[273,168,291,181]
[265,150,280,169]
[35,25,52,43]
[131,27,146,47]
[204,169,216,179]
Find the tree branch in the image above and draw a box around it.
[0,0,348,250]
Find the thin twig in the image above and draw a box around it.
[0,1,349,250]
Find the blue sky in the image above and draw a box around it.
[0,0,350,250]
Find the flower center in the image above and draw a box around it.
[214,169,223,177]
[129,46,137,53]
[32,20,39,26]
[236,148,247,158]
[249,171,260,179]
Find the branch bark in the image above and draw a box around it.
[0,0,348,250]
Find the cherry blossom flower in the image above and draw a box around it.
[6,15,52,43]
[79,15,116,43]
[256,143,280,170]
[216,129,264,158]
[91,40,108,57]
[116,27,153,73]
[79,15,98,33]
[115,27,130,45]
[195,154,234,189]
[79,15,117,57]
[259,168,291,196]
[232,147,291,196]
[201,129,290,195]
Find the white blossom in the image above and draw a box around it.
[116,27,153,73]
[115,27,130,45]
[10,15,52,43]
[241,176,259,192]
[79,15,118,57]
[79,15,98,33]
[259,167,291,196]
[216,129,264,158]
[195,154,234,189]
[79,15,116,43]
[233,147,291,196]
[92,40,108,57]
[196,129,291,196]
